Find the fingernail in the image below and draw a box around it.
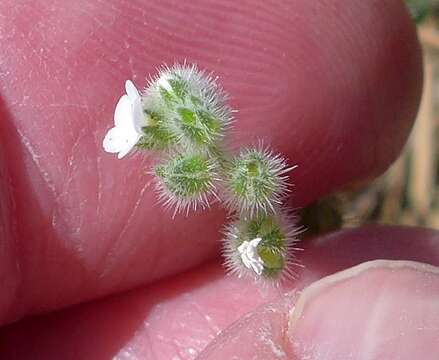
[288,260,439,359]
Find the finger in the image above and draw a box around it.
[0,226,437,359]
[200,261,439,359]
[0,0,421,324]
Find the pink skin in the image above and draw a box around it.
[0,0,432,358]
[0,0,421,323]
[0,226,438,359]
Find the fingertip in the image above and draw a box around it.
[288,260,439,359]
[200,260,439,360]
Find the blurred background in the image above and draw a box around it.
[301,0,439,232]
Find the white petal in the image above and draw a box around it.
[237,241,248,255]
[116,130,142,159]
[250,238,262,247]
[238,242,253,270]
[246,238,261,260]
[114,95,132,127]
[125,80,140,102]
[251,261,264,275]
[103,126,141,158]
[242,255,253,270]
[238,243,249,260]
[103,127,127,153]
[132,97,147,132]
[240,238,264,275]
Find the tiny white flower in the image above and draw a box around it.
[103,80,146,159]
[237,237,265,275]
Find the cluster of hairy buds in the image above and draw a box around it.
[103,63,301,283]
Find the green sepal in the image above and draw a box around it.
[237,214,287,277]
[159,86,177,107]
[168,77,188,101]
[258,246,284,272]
[176,107,221,148]
[136,111,175,150]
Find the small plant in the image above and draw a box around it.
[103,64,301,284]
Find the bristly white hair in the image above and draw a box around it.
[222,142,296,218]
[153,152,221,218]
[142,63,234,153]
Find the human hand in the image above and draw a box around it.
[0,0,436,359]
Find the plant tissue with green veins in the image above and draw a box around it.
[103,63,301,284]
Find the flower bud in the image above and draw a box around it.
[224,145,293,216]
[155,152,219,215]
[223,210,300,282]
[144,64,233,153]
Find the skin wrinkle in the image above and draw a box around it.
[87,111,109,271]
[187,0,291,35]
[198,293,296,359]
[99,178,154,281]
[60,130,87,197]
[19,113,101,312]
[134,271,232,358]
[1,109,49,321]
[162,8,288,65]
[52,142,86,241]
[131,0,290,71]
[16,128,57,197]
[75,12,115,48]
[258,322,287,359]
[91,143,103,233]
[189,299,221,339]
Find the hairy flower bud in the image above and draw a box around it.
[143,64,233,153]
[223,210,301,282]
[224,145,294,216]
[155,152,219,215]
